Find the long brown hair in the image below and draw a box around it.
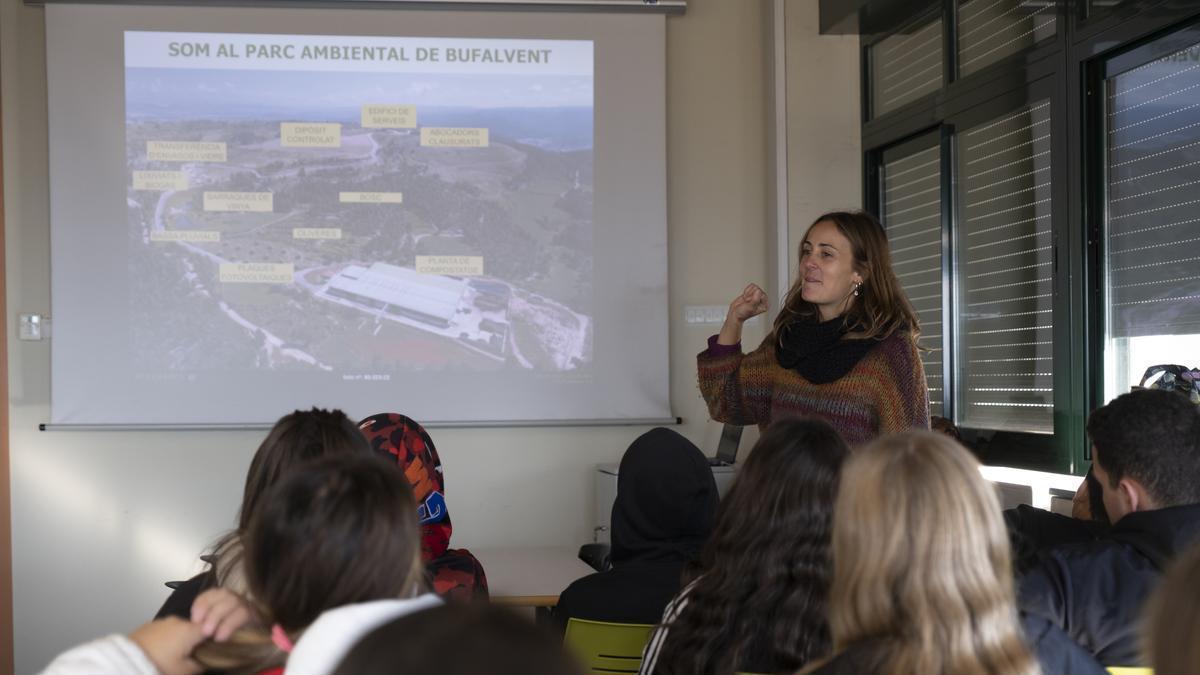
[825,432,1039,675]
[652,418,849,675]
[772,210,920,343]
[195,454,427,673]
[210,408,373,593]
[1144,542,1200,675]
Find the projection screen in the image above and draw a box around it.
[45,3,669,426]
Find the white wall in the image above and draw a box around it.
[1,0,861,671]
[784,0,862,279]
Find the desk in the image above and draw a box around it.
[474,546,594,608]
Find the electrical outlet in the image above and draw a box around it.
[19,314,43,341]
[683,305,721,324]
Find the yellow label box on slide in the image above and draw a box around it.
[280,123,342,148]
[362,105,417,128]
[420,128,489,148]
[203,192,274,212]
[339,192,403,204]
[219,263,295,284]
[146,141,227,162]
[416,255,485,276]
[133,171,188,191]
[293,228,343,240]
[150,230,220,242]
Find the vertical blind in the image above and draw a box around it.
[871,15,943,118]
[883,145,945,418]
[957,99,1054,433]
[958,0,1057,78]
[1106,38,1200,338]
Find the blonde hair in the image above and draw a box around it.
[1144,542,1200,675]
[827,431,1040,675]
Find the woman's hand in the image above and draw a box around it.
[717,284,768,345]
[728,283,769,323]
[129,617,206,675]
[191,588,254,641]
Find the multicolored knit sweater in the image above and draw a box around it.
[697,331,930,446]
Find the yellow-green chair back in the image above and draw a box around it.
[1107,669,1152,675]
[564,618,655,674]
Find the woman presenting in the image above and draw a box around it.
[698,210,929,445]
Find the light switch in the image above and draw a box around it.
[19,314,43,341]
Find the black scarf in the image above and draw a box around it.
[775,316,881,384]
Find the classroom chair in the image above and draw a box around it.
[563,618,654,674]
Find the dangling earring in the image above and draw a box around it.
[853,282,862,297]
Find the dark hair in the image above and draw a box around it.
[772,210,920,343]
[239,408,372,532]
[196,454,426,672]
[930,416,962,442]
[1084,467,1110,526]
[210,408,372,590]
[1087,389,1200,507]
[653,418,849,675]
[333,604,583,675]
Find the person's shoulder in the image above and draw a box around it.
[1022,613,1108,675]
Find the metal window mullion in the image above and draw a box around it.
[942,124,957,420]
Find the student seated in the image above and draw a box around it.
[1018,388,1200,666]
[553,427,718,629]
[638,418,849,675]
[38,453,430,675]
[193,454,440,675]
[805,431,1104,675]
[358,412,488,601]
[157,408,375,619]
[37,607,240,675]
[1143,541,1200,675]
[333,604,583,675]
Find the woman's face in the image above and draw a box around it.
[799,220,863,321]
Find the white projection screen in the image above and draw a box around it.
[45,3,670,426]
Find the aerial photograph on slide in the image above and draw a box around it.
[123,37,593,377]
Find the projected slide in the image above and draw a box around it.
[124,31,593,378]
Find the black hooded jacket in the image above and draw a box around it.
[1018,502,1200,666]
[553,428,719,629]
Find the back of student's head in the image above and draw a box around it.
[610,427,718,564]
[239,408,372,532]
[1087,389,1200,508]
[829,431,1038,675]
[653,417,849,675]
[196,453,425,672]
[212,408,373,593]
[333,604,583,675]
[1144,541,1200,675]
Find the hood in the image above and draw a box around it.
[359,413,451,561]
[610,427,719,564]
[284,594,442,675]
[1112,502,1200,569]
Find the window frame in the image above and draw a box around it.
[857,0,1200,474]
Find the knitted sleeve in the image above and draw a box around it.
[696,335,776,427]
[874,333,931,435]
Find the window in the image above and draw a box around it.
[956,100,1054,433]
[858,1,1200,473]
[1102,36,1200,401]
[870,14,944,117]
[881,141,945,417]
[957,0,1057,77]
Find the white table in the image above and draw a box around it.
[473,546,595,608]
